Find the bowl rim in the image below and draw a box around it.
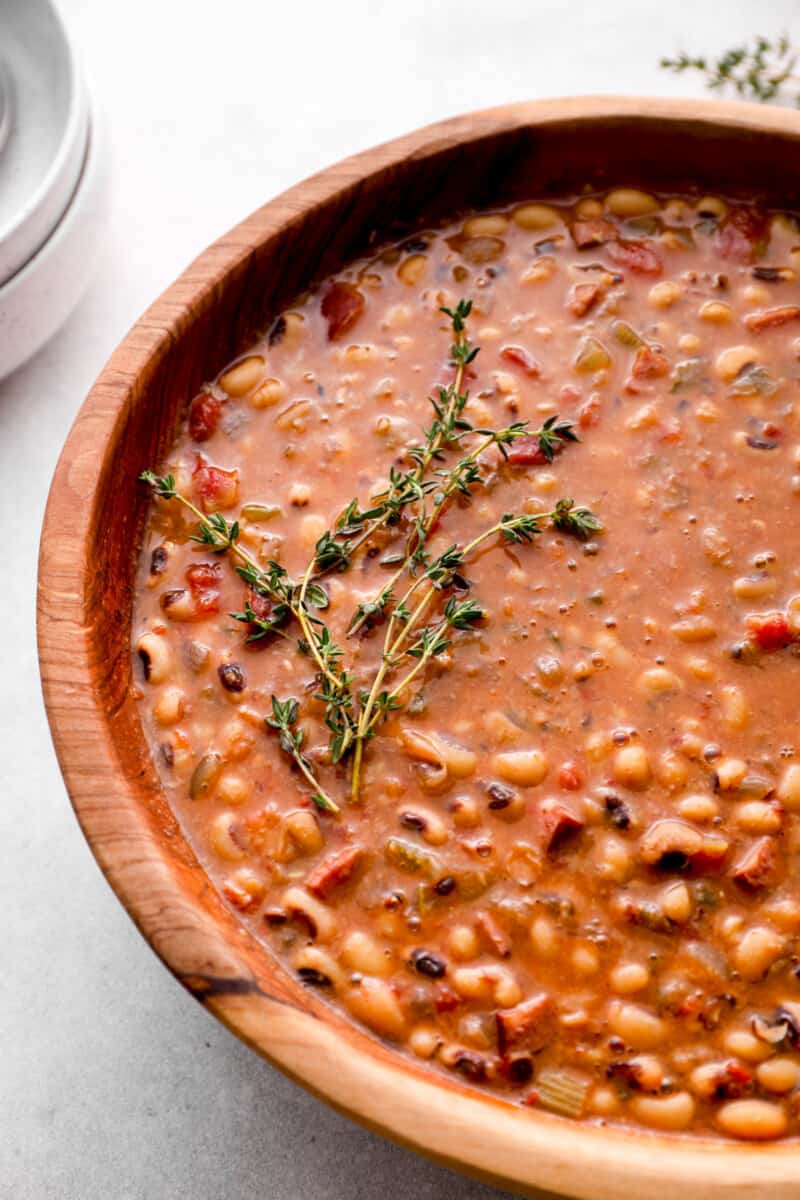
[37,96,800,1200]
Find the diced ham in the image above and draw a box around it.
[568,283,603,318]
[571,218,618,249]
[607,239,663,275]
[500,344,540,376]
[305,845,365,898]
[744,306,800,333]
[505,435,548,466]
[716,207,767,263]
[247,587,273,621]
[192,458,239,512]
[732,837,783,890]
[188,391,222,442]
[746,611,795,653]
[475,910,511,958]
[321,281,365,341]
[222,873,265,912]
[496,992,552,1054]
[539,798,584,852]
[631,347,670,379]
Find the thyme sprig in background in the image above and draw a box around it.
[661,34,799,104]
[141,301,601,809]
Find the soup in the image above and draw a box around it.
[134,188,800,1141]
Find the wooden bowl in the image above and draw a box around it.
[38,97,800,1199]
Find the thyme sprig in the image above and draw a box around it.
[266,697,339,813]
[346,506,592,801]
[321,299,478,576]
[141,299,601,809]
[661,34,799,104]
[139,471,356,796]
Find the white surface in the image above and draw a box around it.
[2,2,796,1197]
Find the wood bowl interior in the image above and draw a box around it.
[38,98,800,1199]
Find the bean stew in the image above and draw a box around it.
[134,189,800,1141]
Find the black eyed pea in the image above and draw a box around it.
[491,749,548,787]
[214,770,250,806]
[463,213,509,238]
[451,964,522,1008]
[400,728,477,781]
[608,1000,666,1049]
[605,188,658,218]
[153,686,185,726]
[344,977,407,1039]
[714,345,761,382]
[723,1029,774,1063]
[294,945,345,990]
[732,926,785,981]
[450,795,481,829]
[281,886,337,943]
[399,806,448,846]
[219,355,266,397]
[530,915,559,959]
[340,930,392,977]
[629,1091,695,1131]
[160,588,196,621]
[756,1057,800,1094]
[284,809,324,855]
[716,1098,788,1141]
[512,203,561,230]
[137,631,173,684]
[612,744,651,789]
[776,763,800,811]
[397,254,428,286]
[209,811,246,862]
[408,1024,442,1059]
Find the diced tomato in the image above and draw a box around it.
[726,1062,753,1086]
[539,798,584,851]
[188,391,222,442]
[578,394,602,428]
[568,282,602,318]
[321,281,365,341]
[571,218,618,249]
[746,611,795,653]
[607,239,663,275]
[500,344,540,376]
[434,984,461,1013]
[660,422,684,444]
[192,458,239,512]
[631,346,670,379]
[744,305,800,333]
[186,561,222,615]
[716,207,767,263]
[557,761,583,791]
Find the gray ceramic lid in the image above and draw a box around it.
[0,0,89,285]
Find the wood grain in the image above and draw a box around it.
[37,98,800,1199]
